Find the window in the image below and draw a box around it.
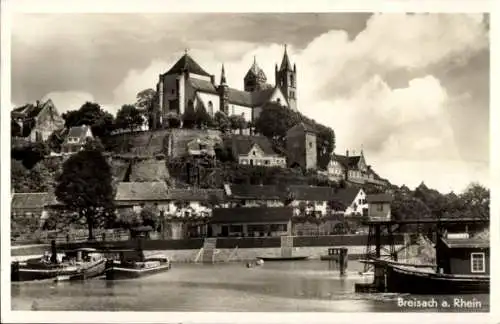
[376,204,384,212]
[208,101,214,116]
[471,253,485,273]
[309,142,313,148]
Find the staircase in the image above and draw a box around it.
[201,238,218,263]
[281,236,293,258]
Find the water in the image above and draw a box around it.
[11,261,488,312]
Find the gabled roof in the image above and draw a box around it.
[334,187,363,206]
[67,125,92,139]
[189,78,218,95]
[211,207,293,224]
[227,184,285,200]
[225,135,279,157]
[244,58,267,82]
[11,192,49,209]
[167,189,225,202]
[288,185,336,201]
[115,182,169,201]
[227,87,253,107]
[333,154,361,169]
[164,53,211,77]
[366,193,393,203]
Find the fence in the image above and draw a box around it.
[14,228,132,245]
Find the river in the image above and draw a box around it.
[11,260,488,312]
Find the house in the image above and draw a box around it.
[11,193,51,228]
[334,187,368,216]
[223,184,286,207]
[187,137,216,157]
[366,193,393,220]
[114,182,171,212]
[210,207,293,237]
[286,122,317,170]
[327,149,389,187]
[11,99,64,142]
[287,185,335,216]
[224,135,286,167]
[435,233,489,275]
[61,125,94,154]
[154,47,296,128]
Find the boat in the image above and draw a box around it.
[11,244,107,282]
[385,262,489,294]
[257,256,309,261]
[105,249,171,280]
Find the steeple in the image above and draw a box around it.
[244,55,267,92]
[220,64,227,85]
[279,44,292,71]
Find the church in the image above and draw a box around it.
[154,46,297,127]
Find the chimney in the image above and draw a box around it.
[346,150,349,157]
[210,75,215,84]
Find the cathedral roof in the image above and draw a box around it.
[279,46,293,71]
[244,57,267,82]
[188,78,218,94]
[164,53,211,77]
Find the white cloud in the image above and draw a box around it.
[42,91,120,116]
[40,13,488,193]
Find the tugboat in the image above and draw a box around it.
[11,241,107,282]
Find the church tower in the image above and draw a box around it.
[218,64,229,115]
[275,45,297,111]
[244,56,267,92]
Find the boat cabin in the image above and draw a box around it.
[435,233,489,275]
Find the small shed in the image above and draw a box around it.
[435,234,490,275]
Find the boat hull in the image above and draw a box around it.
[386,264,490,294]
[257,256,309,261]
[12,259,107,282]
[106,262,171,280]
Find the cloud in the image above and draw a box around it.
[41,91,120,116]
[14,13,487,193]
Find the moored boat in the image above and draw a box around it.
[257,256,309,261]
[385,262,489,294]
[105,249,171,280]
[11,243,107,282]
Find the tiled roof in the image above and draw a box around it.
[251,87,276,106]
[211,207,293,224]
[366,193,393,203]
[441,237,489,249]
[228,184,285,200]
[189,78,218,95]
[164,53,211,77]
[11,193,49,209]
[227,87,253,107]
[167,188,225,202]
[244,59,267,83]
[67,125,91,139]
[288,185,336,201]
[334,154,361,169]
[226,135,278,157]
[115,182,169,201]
[332,187,362,206]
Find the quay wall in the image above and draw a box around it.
[11,234,405,262]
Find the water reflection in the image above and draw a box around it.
[11,260,489,312]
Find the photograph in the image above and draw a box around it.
[2,4,492,321]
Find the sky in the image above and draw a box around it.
[11,13,490,194]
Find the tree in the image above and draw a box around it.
[55,148,115,240]
[46,129,66,153]
[115,104,144,132]
[182,101,197,129]
[195,104,213,129]
[459,183,489,219]
[11,141,50,169]
[136,88,159,129]
[83,137,105,152]
[166,112,181,128]
[213,111,231,133]
[328,199,347,212]
[11,159,31,193]
[62,102,115,138]
[229,114,247,134]
[254,102,298,142]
